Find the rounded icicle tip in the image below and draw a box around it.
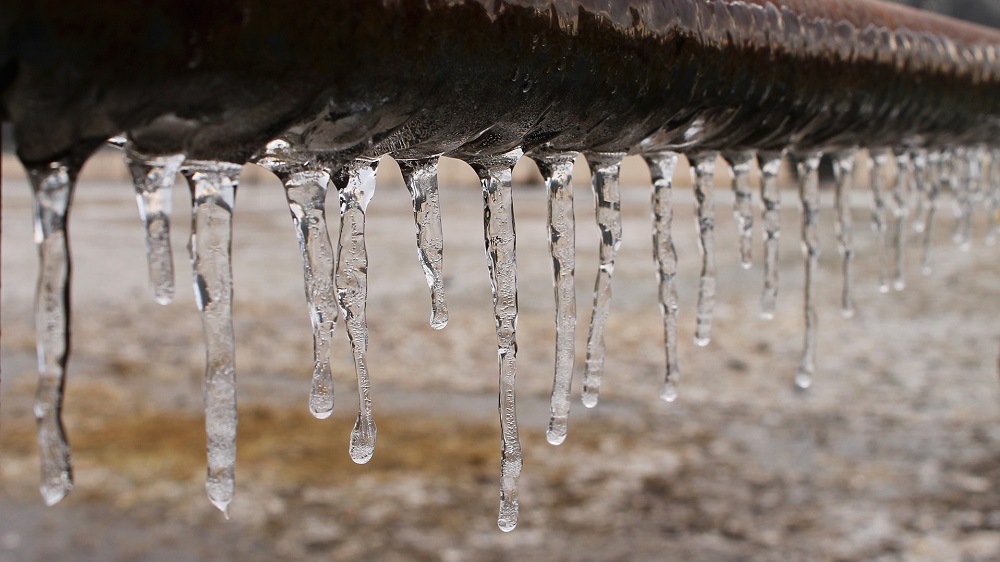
[660,381,679,403]
[546,416,568,446]
[794,372,813,391]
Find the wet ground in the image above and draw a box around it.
[1,153,999,561]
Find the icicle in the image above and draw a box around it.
[690,152,719,346]
[757,152,783,319]
[580,152,625,408]
[953,147,982,249]
[27,161,78,506]
[644,152,681,402]
[532,152,577,445]
[832,150,856,318]
[181,160,242,517]
[911,150,931,234]
[987,149,1000,246]
[795,153,823,390]
[398,157,449,330]
[254,139,339,419]
[723,151,755,269]
[868,149,892,293]
[890,151,911,291]
[920,152,944,275]
[123,147,183,305]
[468,150,524,532]
[333,160,379,465]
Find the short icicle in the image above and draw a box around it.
[468,150,524,532]
[832,150,857,318]
[124,146,184,304]
[255,140,339,419]
[890,151,912,291]
[757,152,783,319]
[182,160,242,517]
[27,161,79,506]
[868,149,892,293]
[398,157,449,330]
[580,152,626,408]
[333,160,379,464]
[723,151,756,269]
[919,151,944,275]
[532,152,578,445]
[795,153,823,390]
[644,152,681,402]
[690,152,719,346]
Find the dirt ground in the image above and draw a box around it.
[1,153,998,561]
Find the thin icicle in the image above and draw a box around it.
[723,151,755,269]
[644,152,681,402]
[890,151,911,291]
[795,153,823,390]
[868,149,892,293]
[920,152,944,275]
[532,152,577,445]
[28,161,77,506]
[469,150,524,532]
[124,147,183,305]
[581,152,625,408]
[333,160,379,465]
[757,152,783,319]
[954,147,982,249]
[690,152,719,346]
[182,160,242,517]
[398,157,449,330]
[911,150,931,234]
[832,150,857,318]
[987,149,1000,246]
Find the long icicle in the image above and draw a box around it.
[182,160,242,517]
[868,149,892,293]
[757,152,783,319]
[398,157,449,330]
[644,152,681,402]
[124,147,184,305]
[469,150,524,532]
[333,159,379,464]
[723,151,756,269]
[795,153,823,390]
[580,152,625,408]
[832,150,857,318]
[28,161,78,506]
[690,152,719,346]
[532,152,578,445]
[891,151,911,291]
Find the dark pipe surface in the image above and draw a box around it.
[2,0,999,169]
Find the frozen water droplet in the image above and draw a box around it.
[644,152,681,402]
[832,150,857,318]
[795,153,822,390]
[723,151,755,269]
[398,157,449,330]
[124,147,184,305]
[891,150,912,291]
[181,159,242,515]
[869,149,892,293]
[689,152,718,346]
[581,152,625,408]
[333,160,380,464]
[27,160,78,506]
[467,150,523,532]
[532,152,577,445]
[757,153,783,320]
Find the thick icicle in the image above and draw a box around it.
[333,160,379,465]
[723,151,755,269]
[644,152,681,402]
[580,152,625,408]
[398,158,449,330]
[868,149,892,293]
[757,152,783,319]
[532,152,577,445]
[255,140,339,419]
[469,150,524,532]
[124,147,183,305]
[690,152,719,346]
[919,152,944,275]
[832,150,857,318]
[28,161,78,506]
[890,151,911,291]
[182,160,242,517]
[795,153,823,390]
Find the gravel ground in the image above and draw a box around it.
[1,154,998,561]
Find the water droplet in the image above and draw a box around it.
[398,157,449,330]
